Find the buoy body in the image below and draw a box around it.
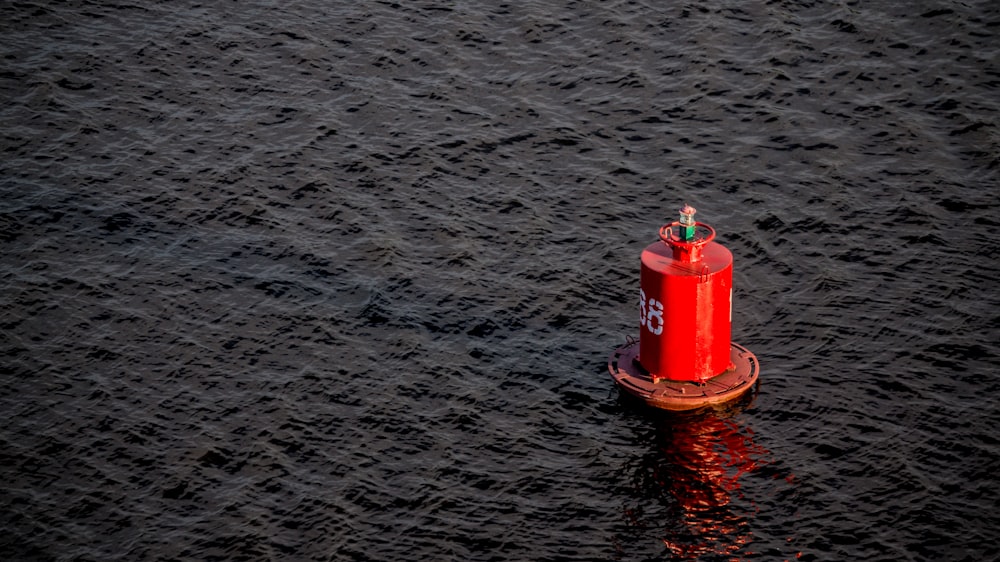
[610,206,759,410]
[640,240,733,382]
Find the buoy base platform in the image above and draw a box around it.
[608,338,759,411]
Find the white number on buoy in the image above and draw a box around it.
[639,289,664,336]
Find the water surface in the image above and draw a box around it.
[2,1,998,560]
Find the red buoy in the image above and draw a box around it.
[609,205,759,410]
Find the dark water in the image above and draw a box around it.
[2,1,998,560]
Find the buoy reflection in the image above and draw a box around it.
[621,388,769,559]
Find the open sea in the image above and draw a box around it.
[2,1,998,560]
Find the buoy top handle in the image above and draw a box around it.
[658,204,716,262]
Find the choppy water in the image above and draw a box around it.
[2,1,998,560]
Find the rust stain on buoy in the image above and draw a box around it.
[609,205,759,410]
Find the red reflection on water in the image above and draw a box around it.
[621,395,779,560]
[658,414,767,559]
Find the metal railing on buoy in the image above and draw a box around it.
[609,205,759,410]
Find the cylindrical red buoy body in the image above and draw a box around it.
[639,239,732,382]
